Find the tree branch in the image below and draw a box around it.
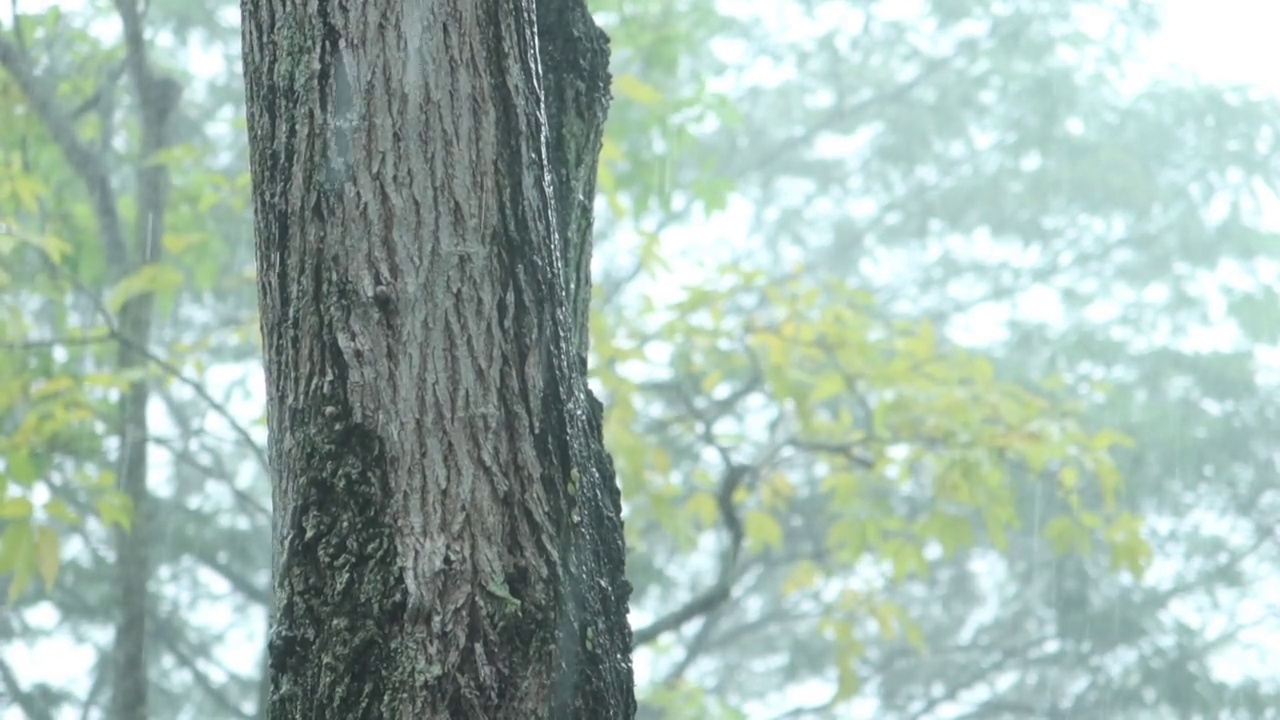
[0,656,59,720]
[0,35,128,273]
[631,399,751,648]
[7,227,270,473]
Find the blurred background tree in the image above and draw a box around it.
[1,0,1277,718]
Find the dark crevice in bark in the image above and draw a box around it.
[536,0,613,362]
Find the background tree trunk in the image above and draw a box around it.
[240,0,635,718]
[111,47,183,720]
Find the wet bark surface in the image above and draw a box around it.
[241,0,634,717]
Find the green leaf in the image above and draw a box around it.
[7,562,32,604]
[0,522,32,573]
[1058,466,1080,492]
[1090,428,1136,451]
[160,231,208,255]
[1043,515,1092,555]
[780,560,822,596]
[96,492,133,532]
[105,263,185,314]
[1106,513,1151,579]
[922,512,974,557]
[0,497,33,519]
[613,74,664,106]
[45,498,81,526]
[885,538,927,581]
[5,450,39,485]
[743,510,784,552]
[684,491,719,528]
[0,522,34,604]
[699,370,723,394]
[34,525,59,591]
[809,373,845,404]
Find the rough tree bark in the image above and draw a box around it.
[240,0,635,718]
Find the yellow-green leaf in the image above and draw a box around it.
[1106,513,1150,578]
[598,137,623,163]
[685,491,719,529]
[1,522,34,604]
[971,357,995,383]
[871,601,899,640]
[903,619,927,653]
[45,498,80,526]
[1091,428,1136,450]
[613,74,664,106]
[700,370,723,394]
[923,512,974,557]
[886,539,927,581]
[0,497,33,519]
[760,473,794,508]
[161,232,207,255]
[34,525,59,591]
[96,492,133,532]
[0,522,32,572]
[744,510,784,552]
[105,263,185,314]
[1043,515,1091,555]
[780,560,822,596]
[7,565,31,604]
[31,375,76,399]
[1058,466,1080,492]
[810,373,845,404]
[826,519,867,560]
[145,144,201,168]
[6,451,38,485]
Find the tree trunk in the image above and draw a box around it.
[240,0,635,718]
[113,74,183,720]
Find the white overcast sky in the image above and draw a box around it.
[2,0,1279,718]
